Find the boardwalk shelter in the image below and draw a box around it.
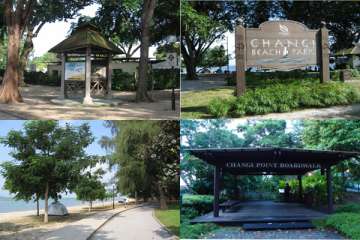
[49,23,122,104]
[189,147,359,224]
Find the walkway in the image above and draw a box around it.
[205,228,344,239]
[191,201,327,224]
[90,205,174,240]
[0,85,179,120]
[181,79,227,91]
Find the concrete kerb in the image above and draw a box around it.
[87,203,148,240]
[151,209,179,240]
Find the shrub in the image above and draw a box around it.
[182,194,214,216]
[336,203,360,213]
[152,69,179,90]
[208,82,360,117]
[112,69,136,91]
[24,71,59,86]
[323,213,360,239]
[180,222,219,239]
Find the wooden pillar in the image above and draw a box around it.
[235,24,246,96]
[107,53,113,99]
[213,166,220,217]
[319,22,330,83]
[83,47,93,104]
[326,166,334,213]
[298,175,303,202]
[60,53,66,99]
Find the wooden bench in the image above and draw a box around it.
[219,200,239,212]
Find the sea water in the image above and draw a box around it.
[0,196,85,213]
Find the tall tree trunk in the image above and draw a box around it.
[89,201,92,212]
[158,184,167,210]
[136,0,156,102]
[181,43,198,80]
[0,25,22,103]
[185,59,198,80]
[19,28,35,86]
[36,194,40,216]
[135,191,138,204]
[44,182,49,223]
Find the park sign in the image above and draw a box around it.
[235,20,330,96]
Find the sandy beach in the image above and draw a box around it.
[0,201,131,240]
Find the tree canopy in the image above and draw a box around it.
[0,121,96,223]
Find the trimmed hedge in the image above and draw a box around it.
[208,82,360,117]
[180,222,219,239]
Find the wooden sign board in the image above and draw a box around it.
[235,20,330,96]
[224,161,322,170]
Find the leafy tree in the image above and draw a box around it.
[1,121,95,223]
[181,1,244,80]
[0,0,93,103]
[302,120,360,189]
[198,46,229,71]
[29,53,58,72]
[75,169,106,211]
[101,121,179,208]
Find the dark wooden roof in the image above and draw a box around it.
[189,147,359,175]
[49,23,122,54]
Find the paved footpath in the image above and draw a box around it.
[90,205,175,240]
[205,227,344,239]
[39,206,139,240]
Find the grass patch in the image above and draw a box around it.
[181,87,235,119]
[154,203,180,237]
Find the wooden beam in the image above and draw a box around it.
[60,53,66,99]
[326,166,333,213]
[319,22,330,83]
[235,25,246,96]
[213,166,220,217]
[83,47,93,104]
[107,53,112,98]
[298,175,303,202]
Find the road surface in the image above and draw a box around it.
[90,205,175,240]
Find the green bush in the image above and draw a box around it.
[24,71,60,86]
[180,221,219,239]
[208,82,360,117]
[112,69,136,91]
[323,213,360,239]
[182,194,214,216]
[336,203,360,213]
[152,69,179,90]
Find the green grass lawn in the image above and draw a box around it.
[154,203,180,237]
[181,87,235,119]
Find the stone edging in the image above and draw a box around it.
[86,203,147,240]
[151,209,179,240]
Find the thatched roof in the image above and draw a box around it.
[49,23,122,54]
[334,44,360,56]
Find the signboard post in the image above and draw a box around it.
[235,20,330,97]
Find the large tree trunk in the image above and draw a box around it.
[184,59,198,80]
[158,184,167,210]
[136,0,156,102]
[44,182,49,223]
[181,41,199,80]
[0,25,22,103]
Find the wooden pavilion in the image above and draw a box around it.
[189,147,360,222]
[49,23,122,104]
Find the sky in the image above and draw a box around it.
[32,3,156,58]
[0,120,114,198]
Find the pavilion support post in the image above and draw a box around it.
[60,53,66,99]
[213,166,220,217]
[326,166,334,213]
[106,53,112,99]
[83,47,93,105]
[298,175,303,202]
